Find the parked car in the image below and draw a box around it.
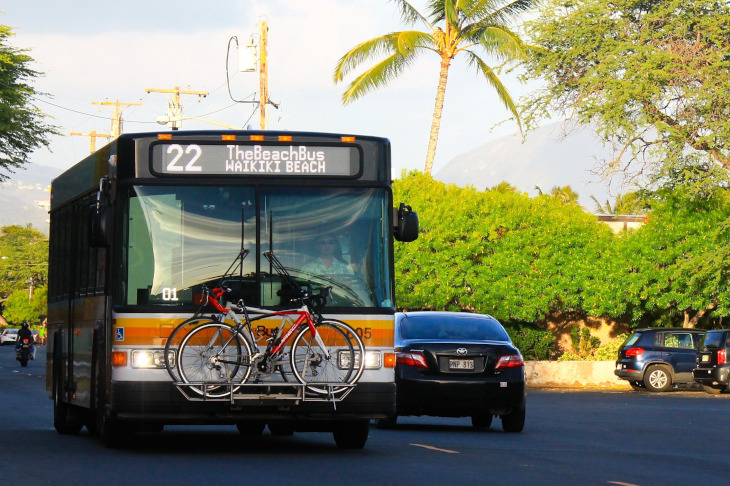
[378,311,526,432]
[0,328,19,345]
[615,328,705,392]
[692,330,730,394]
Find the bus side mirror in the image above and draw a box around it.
[89,203,111,248]
[394,203,419,242]
[89,177,111,248]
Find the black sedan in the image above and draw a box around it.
[379,311,526,432]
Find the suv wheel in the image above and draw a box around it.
[644,364,672,392]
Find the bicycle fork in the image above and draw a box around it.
[301,325,332,379]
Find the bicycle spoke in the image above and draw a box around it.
[290,320,365,395]
[178,323,252,398]
[164,317,219,382]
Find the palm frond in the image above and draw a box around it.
[444,0,461,29]
[464,50,522,134]
[334,34,400,83]
[390,0,432,28]
[469,0,536,25]
[589,195,612,214]
[334,31,434,84]
[463,22,528,61]
[340,50,419,105]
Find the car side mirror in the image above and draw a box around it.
[394,203,419,242]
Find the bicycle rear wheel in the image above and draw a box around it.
[178,323,253,398]
[165,317,219,382]
[289,319,365,396]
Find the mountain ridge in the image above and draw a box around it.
[434,123,618,209]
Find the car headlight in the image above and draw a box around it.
[131,349,174,369]
[338,350,381,370]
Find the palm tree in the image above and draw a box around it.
[548,185,579,205]
[590,192,652,215]
[333,0,535,175]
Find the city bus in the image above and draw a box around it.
[46,130,418,448]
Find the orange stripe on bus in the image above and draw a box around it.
[113,317,394,347]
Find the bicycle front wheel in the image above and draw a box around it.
[289,319,365,396]
[165,317,219,382]
[178,323,253,398]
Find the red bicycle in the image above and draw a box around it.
[167,251,365,398]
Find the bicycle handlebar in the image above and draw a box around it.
[203,285,331,314]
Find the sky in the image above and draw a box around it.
[2,0,536,178]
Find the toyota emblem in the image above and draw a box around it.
[456,347,467,356]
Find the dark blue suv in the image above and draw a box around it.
[615,328,706,392]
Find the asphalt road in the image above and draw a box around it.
[1,344,729,485]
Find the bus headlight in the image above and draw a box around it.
[338,350,381,370]
[131,350,173,369]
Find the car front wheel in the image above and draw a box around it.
[644,365,672,392]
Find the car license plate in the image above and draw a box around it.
[449,359,474,370]
[701,355,710,362]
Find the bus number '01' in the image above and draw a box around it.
[166,144,202,172]
[161,288,179,301]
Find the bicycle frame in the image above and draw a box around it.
[206,287,331,361]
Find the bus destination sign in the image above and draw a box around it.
[151,143,360,177]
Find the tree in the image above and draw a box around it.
[618,188,730,328]
[0,225,48,301]
[334,0,535,174]
[590,191,653,215]
[3,285,46,325]
[0,24,58,180]
[519,0,730,188]
[393,172,615,321]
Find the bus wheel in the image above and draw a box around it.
[333,420,369,449]
[53,369,82,435]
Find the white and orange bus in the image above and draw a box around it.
[46,130,418,448]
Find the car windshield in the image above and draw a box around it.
[400,315,510,342]
[702,331,725,348]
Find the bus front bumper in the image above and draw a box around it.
[108,381,395,424]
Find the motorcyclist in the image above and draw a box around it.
[16,321,35,360]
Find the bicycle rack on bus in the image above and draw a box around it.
[173,381,356,407]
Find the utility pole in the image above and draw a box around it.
[258,20,269,130]
[91,99,143,138]
[145,86,209,130]
[69,130,112,154]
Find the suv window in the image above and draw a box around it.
[624,332,643,346]
[654,332,697,349]
[702,331,726,348]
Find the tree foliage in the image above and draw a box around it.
[0,225,48,301]
[334,0,535,174]
[519,0,730,188]
[393,173,729,330]
[393,172,614,321]
[618,188,730,327]
[3,285,46,325]
[0,24,58,180]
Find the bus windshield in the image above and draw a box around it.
[118,185,393,309]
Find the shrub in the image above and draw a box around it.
[504,324,556,361]
[559,333,629,361]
